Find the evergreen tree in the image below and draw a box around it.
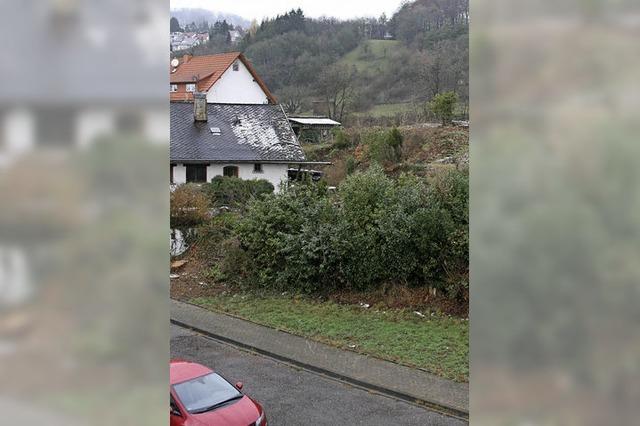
[170,17,182,33]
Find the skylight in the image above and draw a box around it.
[210,127,221,135]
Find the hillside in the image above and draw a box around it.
[174,0,468,124]
[303,125,469,186]
[338,40,403,74]
[171,8,249,29]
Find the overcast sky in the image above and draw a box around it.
[170,0,404,21]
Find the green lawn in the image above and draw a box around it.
[339,39,401,74]
[191,294,468,382]
[353,102,416,118]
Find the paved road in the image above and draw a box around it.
[171,325,466,426]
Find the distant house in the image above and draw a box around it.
[228,30,242,43]
[171,97,325,190]
[170,52,275,104]
[170,32,209,52]
[288,116,341,143]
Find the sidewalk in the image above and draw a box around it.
[171,299,469,419]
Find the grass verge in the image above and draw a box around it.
[190,293,468,382]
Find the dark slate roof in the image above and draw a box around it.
[170,103,306,163]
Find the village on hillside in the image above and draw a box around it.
[168,1,469,424]
[169,3,469,417]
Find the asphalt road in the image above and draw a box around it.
[171,324,466,426]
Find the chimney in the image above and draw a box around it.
[182,54,192,63]
[194,92,207,122]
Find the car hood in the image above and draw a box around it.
[189,395,260,426]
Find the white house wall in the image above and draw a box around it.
[173,163,187,184]
[172,162,289,191]
[206,60,269,104]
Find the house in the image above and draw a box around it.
[288,116,342,143]
[170,32,209,52]
[171,95,326,191]
[170,52,275,104]
[228,30,242,44]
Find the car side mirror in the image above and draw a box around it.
[235,381,243,390]
[170,406,181,417]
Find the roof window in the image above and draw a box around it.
[210,127,221,135]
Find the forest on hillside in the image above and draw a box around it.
[173,0,468,124]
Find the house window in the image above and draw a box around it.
[223,165,239,177]
[170,164,174,184]
[170,84,178,92]
[186,164,207,183]
[253,163,263,173]
[232,61,239,71]
[186,83,196,93]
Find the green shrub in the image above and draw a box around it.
[202,176,274,209]
[205,166,469,299]
[386,127,403,160]
[363,128,403,164]
[203,264,225,282]
[332,128,350,149]
[299,129,321,144]
[429,92,459,125]
[195,213,241,264]
[235,183,330,291]
[345,155,357,175]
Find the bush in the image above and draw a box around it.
[387,127,403,160]
[197,165,469,299]
[345,155,357,175]
[234,183,335,292]
[332,128,350,149]
[196,213,241,263]
[429,92,459,125]
[202,176,274,209]
[299,129,321,144]
[170,184,210,228]
[427,169,469,297]
[362,128,403,164]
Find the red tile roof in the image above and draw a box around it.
[169,52,276,103]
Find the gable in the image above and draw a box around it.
[206,59,269,104]
[169,53,276,103]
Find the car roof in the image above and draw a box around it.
[170,359,214,385]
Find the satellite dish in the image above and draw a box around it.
[171,58,180,68]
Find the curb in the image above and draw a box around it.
[170,306,469,421]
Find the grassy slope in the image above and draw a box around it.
[353,102,416,117]
[192,294,468,382]
[338,40,420,118]
[339,39,400,74]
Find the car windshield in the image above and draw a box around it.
[173,372,242,414]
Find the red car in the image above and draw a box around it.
[170,360,267,426]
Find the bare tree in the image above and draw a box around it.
[278,86,307,114]
[317,64,358,122]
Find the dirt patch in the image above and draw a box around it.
[170,252,225,301]
[328,284,468,317]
